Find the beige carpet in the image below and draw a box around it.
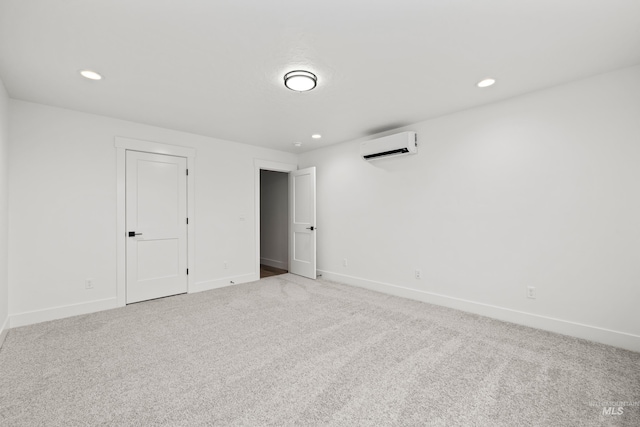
[0,274,638,426]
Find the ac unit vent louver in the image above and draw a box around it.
[360,131,417,161]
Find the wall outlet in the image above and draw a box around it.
[343,258,348,267]
[415,269,422,279]
[224,261,228,269]
[527,286,536,299]
[85,279,94,289]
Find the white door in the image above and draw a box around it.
[126,151,188,303]
[289,167,316,279]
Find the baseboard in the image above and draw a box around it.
[193,273,259,293]
[318,270,640,353]
[8,273,262,329]
[0,316,8,349]
[260,258,288,270]
[9,297,119,329]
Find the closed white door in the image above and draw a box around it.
[126,151,188,303]
[289,167,316,279]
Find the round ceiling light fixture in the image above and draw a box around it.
[284,70,317,92]
[477,78,496,88]
[79,70,103,80]
[311,134,322,139]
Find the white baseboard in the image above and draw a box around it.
[318,270,640,353]
[9,297,119,329]
[193,273,259,293]
[260,257,288,270]
[0,316,8,349]
[7,273,262,330]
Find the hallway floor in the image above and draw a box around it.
[260,264,288,278]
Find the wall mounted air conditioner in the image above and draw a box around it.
[360,131,417,160]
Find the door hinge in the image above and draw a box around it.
[186,169,189,176]
[186,218,189,224]
[186,268,189,275]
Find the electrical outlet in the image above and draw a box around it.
[224,261,228,269]
[85,279,94,289]
[527,286,536,299]
[343,258,348,267]
[415,269,422,279]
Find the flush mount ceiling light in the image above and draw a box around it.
[284,70,317,92]
[293,142,302,147]
[79,70,103,80]
[477,78,496,88]
[311,134,322,139]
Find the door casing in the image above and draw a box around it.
[116,137,196,307]
[254,160,297,278]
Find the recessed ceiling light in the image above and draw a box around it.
[311,134,322,139]
[80,70,103,80]
[293,142,302,147]
[284,70,317,92]
[477,78,496,88]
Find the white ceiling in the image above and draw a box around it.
[1,1,639,153]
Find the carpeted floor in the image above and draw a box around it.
[0,274,638,426]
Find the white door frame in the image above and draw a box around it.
[254,159,297,277]
[116,137,196,307]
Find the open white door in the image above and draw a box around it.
[126,151,188,303]
[289,167,317,279]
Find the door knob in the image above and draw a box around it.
[306,226,315,231]
[128,231,143,237]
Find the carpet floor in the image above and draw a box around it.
[0,274,638,426]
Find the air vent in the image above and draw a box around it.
[360,131,417,161]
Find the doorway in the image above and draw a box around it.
[254,160,317,281]
[116,137,196,308]
[125,150,188,303]
[260,170,289,278]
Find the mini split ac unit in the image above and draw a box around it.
[360,131,417,160]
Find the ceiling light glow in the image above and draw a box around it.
[284,70,317,92]
[311,134,322,139]
[293,142,302,147]
[477,78,496,88]
[80,70,103,80]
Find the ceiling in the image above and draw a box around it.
[1,1,639,153]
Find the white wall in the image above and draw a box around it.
[299,65,640,351]
[8,100,297,324]
[260,170,288,270]
[0,77,9,346]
